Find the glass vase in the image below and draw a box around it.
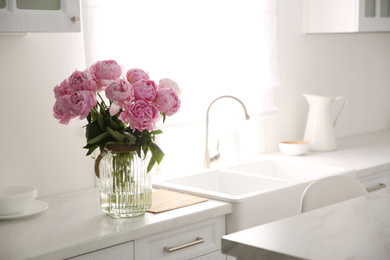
[97,143,152,218]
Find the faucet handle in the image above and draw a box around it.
[210,139,221,163]
[216,138,220,152]
[210,153,220,163]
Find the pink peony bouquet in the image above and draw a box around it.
[53,60,181,172]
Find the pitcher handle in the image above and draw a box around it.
[333,96,347,126]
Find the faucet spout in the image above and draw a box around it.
[204,95,250,169]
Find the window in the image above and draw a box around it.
[82,0,281,171]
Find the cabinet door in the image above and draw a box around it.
[135,216,225,260]
[0,0,80,32]
[67,241,134,260]
[358,0,390,32]
[303,0,390,33]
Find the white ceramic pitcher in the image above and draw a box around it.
[303,94,347,151]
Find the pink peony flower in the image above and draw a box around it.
[158,78,181,95]
[68,70,97,93]
[126,68,149,84]
[105,79,134,102]
[118,109,131,125]
[109,103,121,116]
[69,91,97,120]
[53,95,76,125]
[119,100,160,132]
[155,88,181,116]
[89,60,122,90]
[132,79,157,101]
[105,79,134,116]
[54,79,72,99]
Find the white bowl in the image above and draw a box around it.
[0,185,37,215]
[279,141,309,156]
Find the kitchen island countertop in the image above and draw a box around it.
[222,188,390,260]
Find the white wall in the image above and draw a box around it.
[264,0,390,152]
[159,0,390,172]
[0,0,389,196]
[0,33,95,197]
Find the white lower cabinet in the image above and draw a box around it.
[68,216,226,260]
[135,216,226,260]
[358,170,390,193]
[68,241,134,260]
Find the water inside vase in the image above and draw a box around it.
[100,189,152,218]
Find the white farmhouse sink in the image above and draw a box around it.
[156,170,290,200]
[227,160,343,181]
[153,158,352,233]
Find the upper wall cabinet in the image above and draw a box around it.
[0,0,80,33]
[303,0,390,33]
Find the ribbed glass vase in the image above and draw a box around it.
[97,143,152,218]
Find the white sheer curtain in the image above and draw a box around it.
[82,0,281,171]
[82,0,281,124]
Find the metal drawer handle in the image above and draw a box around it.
[164,237,204,253]
[366,183,387,193]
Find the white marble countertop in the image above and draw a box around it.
[222,189,390,260]
[0,188,232,260]
[261,129,390,178]
[1,129,389,260]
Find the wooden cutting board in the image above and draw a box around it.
[147,190,208,213]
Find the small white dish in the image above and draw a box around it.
[0,200,48,220]
[279,141,309,156]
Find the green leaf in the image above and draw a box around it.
[135,143,142,158]
[98,137,116,153]
[151,129,163,135]
[147,157,156,173]
[87,132,110,144]
[85,122,103,140]
[87,113,92,124]
[162,113,166,123]
[107,127,126,142]
[97,113,106,130]
[109,116,121,130]
[142,142,149,159]
[123,132,137,144]
[90,109,99,121]
[148,140,165,164]
[85,145,99,156]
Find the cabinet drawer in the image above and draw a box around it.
[68,241,134,260]
[135,216,225,260]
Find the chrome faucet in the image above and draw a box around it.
[203,95,250,169]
